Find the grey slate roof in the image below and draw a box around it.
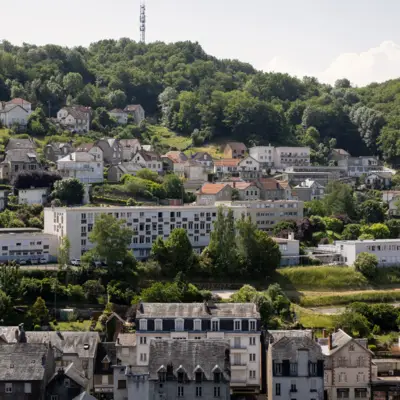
[318,329,372,356]
[3,149,38,163]
[148,339,230,381]
[270,336,324,362]
[137,302,260,319]
[266,329,313,344]
[5,138,36,151]
[73,392,97,400]
[0,343,49,381]
[117,333,136,347]
[94,342,117,375]
[49,363,88,388]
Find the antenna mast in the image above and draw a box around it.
[140,0,146,43]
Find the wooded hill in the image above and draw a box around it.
[0,39,400,166]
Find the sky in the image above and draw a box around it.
[2,0,400,86]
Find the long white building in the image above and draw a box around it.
[318,239,400,266]
[249,146,311,169]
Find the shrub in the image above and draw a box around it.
[354,252,378,279]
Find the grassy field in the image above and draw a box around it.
[298,289,400,307]
[276,266,369,291]
[147,125,192,150]
[51,320,92,331]
[293,305,336,329]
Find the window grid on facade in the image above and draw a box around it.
[175,318,184,331]
[155,319,163,331]
[139,319,147,330]
[177,386,184,397]
[275,383,281,396]
[196,386,202,397]
[234,319,241,331]
[5,383,12,393]
[211,319,219,331]
[214,386,221,397]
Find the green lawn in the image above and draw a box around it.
[51,320,92,331]
[293,305,336,329]
[147,125,192,150]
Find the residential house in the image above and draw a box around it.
[57,106,91,133]
[109,109,128,124]
[275,170,334,187]
[0,189,8,210]
[18,187,48,205]
[338,156,381,177]
[119,139,141,161]
[43,142,74,162]
[213,159,241,178]
[0,342,55,400]
[382,190,400,203]
[237,156,261,179]
[274,146,311,169]
[365,172,392,189]
[294,179,325,202]
[3,98,32,112]
[75,143,103,162]
[318,239,400,267]
[5,138,36,152]
[114,334,136,400]
[183,160,208,181]
[222,142,247,159]
[107,162,141,182]
[273,234,300,266]
[148,340,231,400]
[319,330,372,400]
[191,152,214,169]
[163,151,188,177]
[0,150,40,182]
[257,178,287,200]
[388,196,400,218]
[132,150,162,174]
[124,104,145,124]
[196,183,233,205]
[249,145,275,167]
[95,138,122,165]
[57,152,104,184]
[142,145,153,152]
[46,365,89,400]
[330,148,350,162]
[267,336,324,400]
[135,301,262,396]
[93,343,117,399]
[228,181,260,201]
[0,105,30,128]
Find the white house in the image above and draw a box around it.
[0,190,8,210]
[388,196,400,217]
[57,106,91,133]
[319,330,372,400]
[57,152,104,184]
[338,156,380,177]
[135,302,262,396]
[237,156,261,179]
[227,182,260,201]
[267,335,324,400]
[274,146,311,169]
[0,105,29,128]
[294,179,325,202]
[124,104,145,124]
[214,159,241,177]
[119,139,141,162]
[109,109,128,124]
[4,98,32,112]
[365,172,392,189]
[75,143,104,162]
[132,150,162,173]
[196,183,233,205]
[18,188,48,205]
[318,239,400,266]
[249,145,275,166]
[273,234,300,266]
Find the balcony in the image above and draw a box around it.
[231,362,247,369]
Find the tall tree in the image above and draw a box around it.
[52,178,84,206]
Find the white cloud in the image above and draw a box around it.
[263,41,400,86]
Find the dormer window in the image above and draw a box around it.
[139,319,147,331]
[155,319,163,331]
[211,318,219,332]
[195,371,203,383]
[102,355,111,371]
[158,366,166,382]
[234,319,241,331]
[214,372,221,383]
[193,319,202,331]
[249,319,257,331]
[175,318,184,332]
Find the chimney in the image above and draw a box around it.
[322,329,327,338]
[18,323,26,343]
[328,333,333,351]
[138,300,144,314]
[233,182,236,188]
[42,354,46,366]
[288,232,294,241]
[116,337,120,345]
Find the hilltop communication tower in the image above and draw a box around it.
[140,0,146,43]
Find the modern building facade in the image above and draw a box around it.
[135,301,262,396]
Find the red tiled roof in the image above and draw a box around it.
[258,178,282,190]
[7,98,31,105]
[226,182,256,190]
[224,142,247,152]
[214,159,241,167]
[198,183,228,195]
[164,151,188,164]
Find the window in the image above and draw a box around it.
[274,362,282,375]
[214,372,221,383]
[118,379,127,389]
[196,386,202,397]
[310,379,316,392]
[139,319,147,330]
[356,356,365,367]
[140,336,147,345]
[357,372,365,382]
[234,319,241,331]
[211,319,219,331]
[249,353,256,362]
[64,378,70,387]
[249,370,256,379]
[194,319,202,331]
[275,383,281,396]
[51,396,58,400]
[233,353,241,365]
[249,319,256,331]
[214,386,221,397]
[101,376,108,385]
[355,388,368,398]
[177,386,184,397]
[155,319,163,331]
[195,371,203,383]
[140,353,147,362]
[5,383,12,393]
[337,389,350,399]
[290,363,298,376]
[338,372,347,383]
[249,337,256,346]
[194,336,201,340]
[24,383,32,393]
[309,362,317,376]
[175,318,184,331]
[290,381,297,392]
[178,372,185,383]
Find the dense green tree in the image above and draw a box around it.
[0,290,12,322]
[0,262,21,300]
[83,280,105,303]
[52,178,84,205]
[324,181,356,218]
[341,224,362,240]
[361,223,390,239]
[63,72,83,95]
[358,200,385,224]
[28,297,49,326]
[335,310,371,337]
[162,174,184,199]
[387,219,400,238]
[353,252,378,279]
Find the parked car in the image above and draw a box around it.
[93,260,102,267]
[18,259,27,265]
[39,258,47,264]
[71,259,81,266]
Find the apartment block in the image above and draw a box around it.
[135,301,262,396]
[249,146,311,169]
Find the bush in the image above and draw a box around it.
[354,252,378,279]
